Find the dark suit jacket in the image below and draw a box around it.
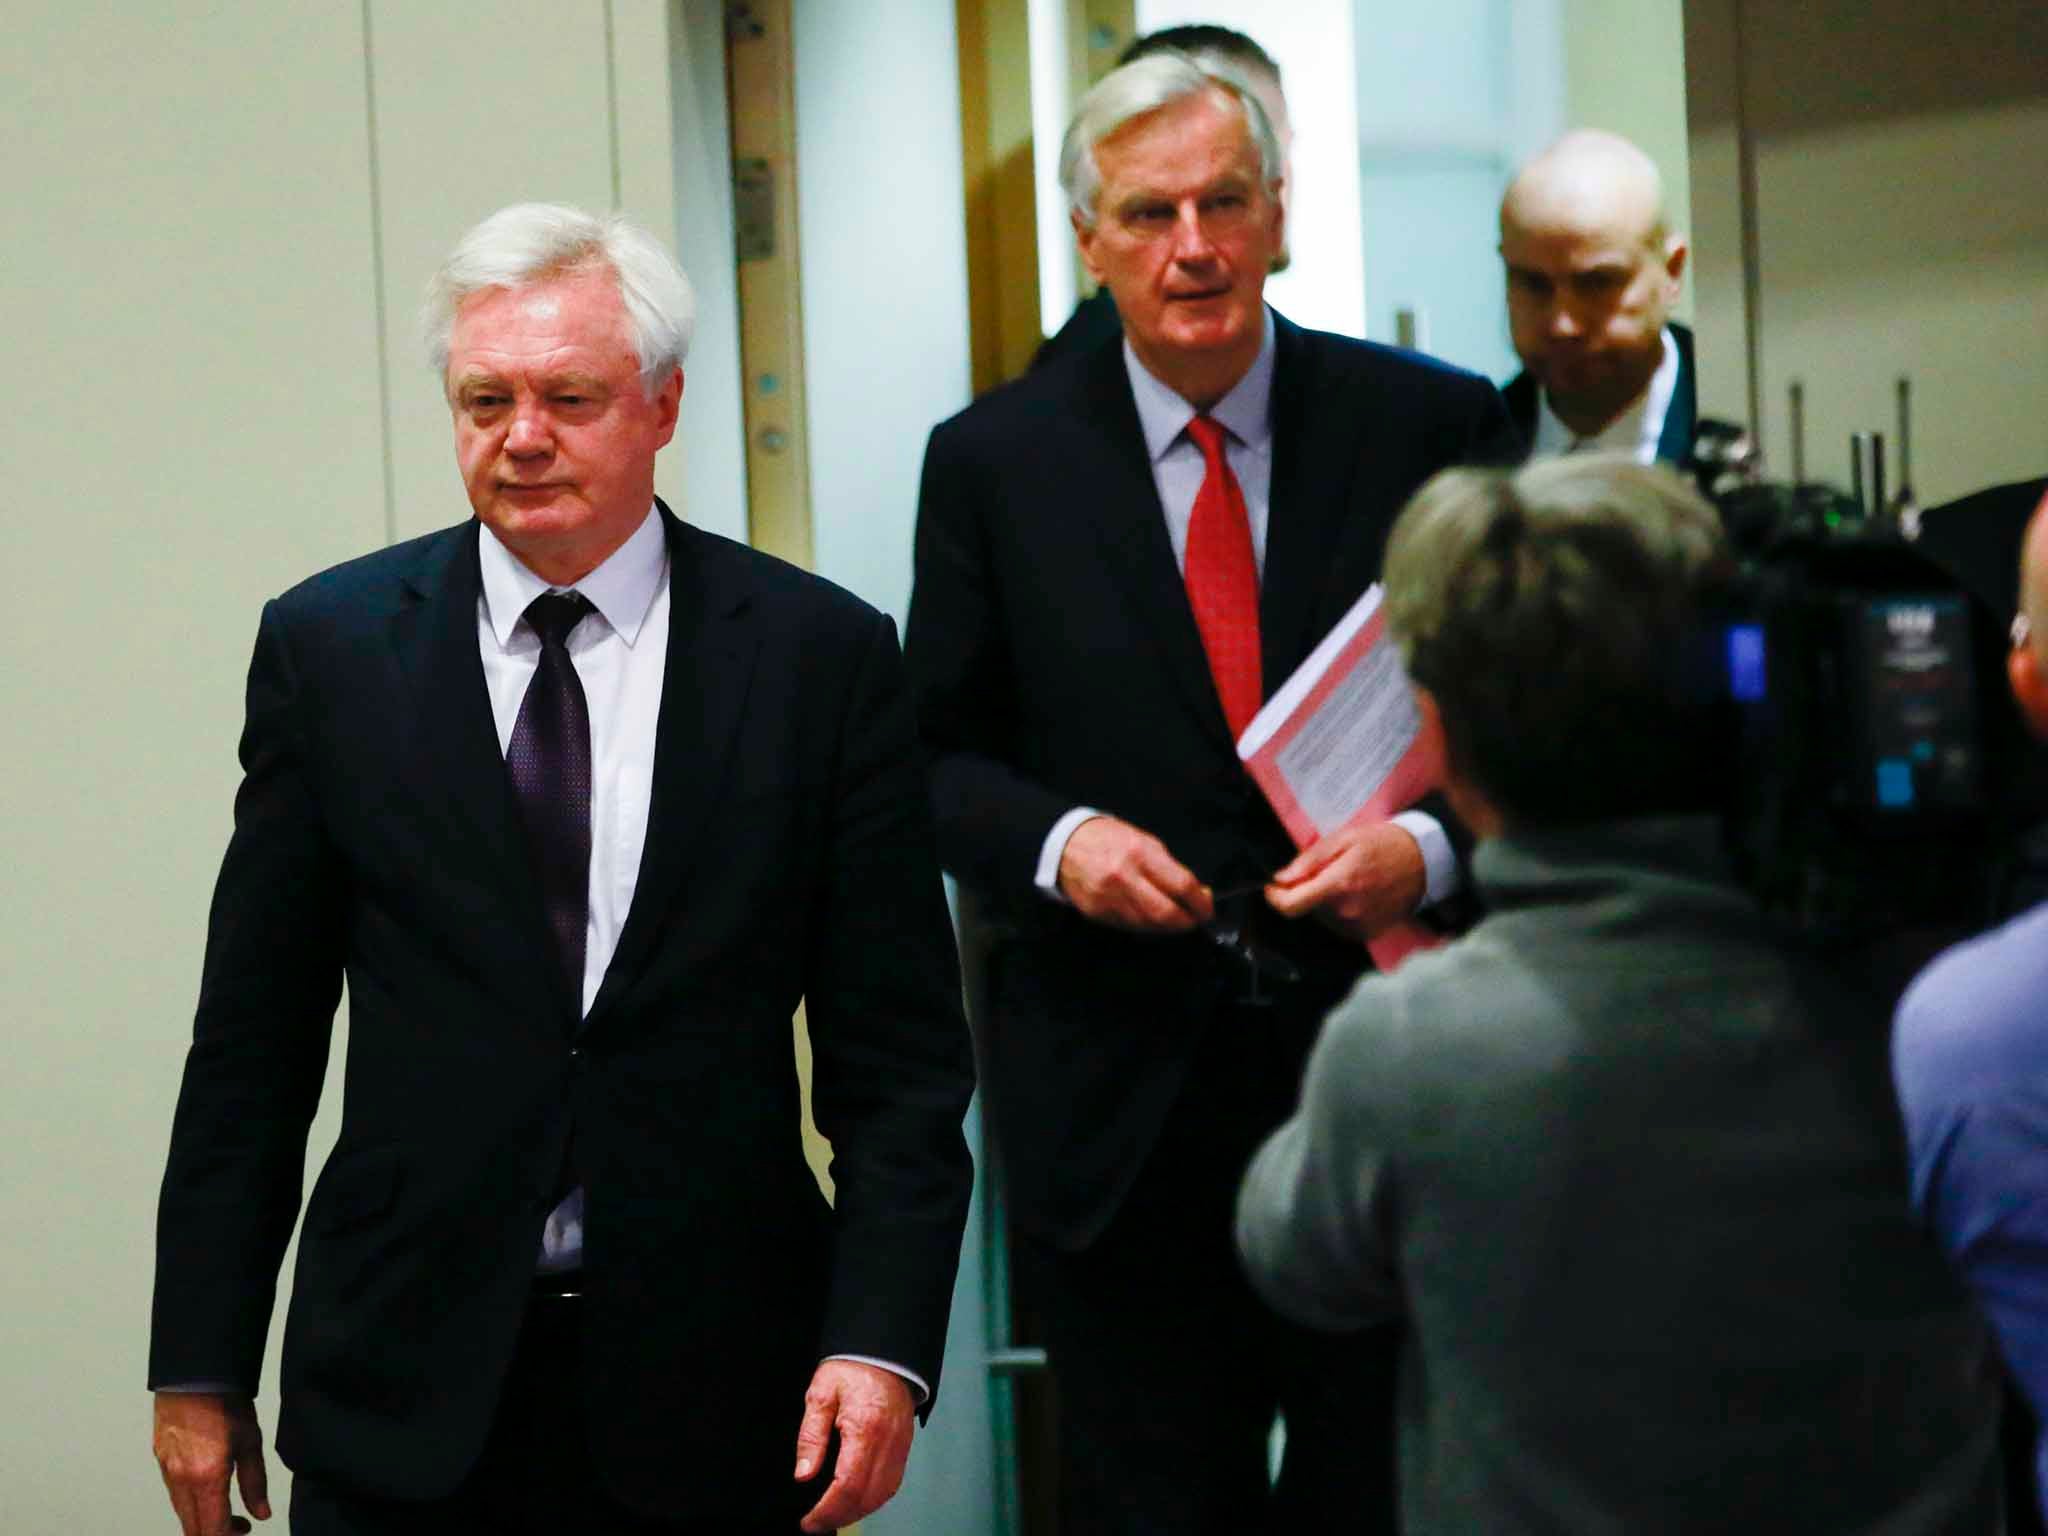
[1032,288,1122,372]
[150,505,975,1522]
[1502,321,1698,465]
[1915,475,2048,617]
[904,313,1515,1248]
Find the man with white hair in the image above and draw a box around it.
[1034,22,1294,368]
[1499,129,1697,463]
[905,53,1512,1532]
[149,203,974,1535]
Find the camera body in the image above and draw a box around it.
[1711,482,1996,941]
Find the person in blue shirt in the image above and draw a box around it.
[1895,487,2048,1521]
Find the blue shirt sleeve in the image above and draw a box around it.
[1913,1102,2048,1417]
[1894,915,2048,1430]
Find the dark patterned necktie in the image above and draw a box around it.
[506,592,595,1004]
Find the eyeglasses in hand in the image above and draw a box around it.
[1202,883,1303,1008]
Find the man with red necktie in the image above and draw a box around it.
[904,51,1515,1534]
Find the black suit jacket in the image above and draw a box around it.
[150,505,975,1521]
[904,313,1515,1247]
[1033,288,1122,371]
[1502,321,1698,465]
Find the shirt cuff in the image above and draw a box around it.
[152,1382,246,1395]
[823,1354,931,1405]
[1389,810,1459,908]
[1034,807,1105,903]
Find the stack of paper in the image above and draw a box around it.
[1237,583,1445,970]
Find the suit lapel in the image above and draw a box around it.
[388,522,575,1018]
[1502,369,1539,455]
[1260,315,1366,683]
[584,503,760,1031]
[1074,341,1238,749]
[1657,324,1698,466]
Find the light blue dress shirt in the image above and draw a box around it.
[1894,899,2048,1519]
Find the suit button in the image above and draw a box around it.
[569,1046,587,1072]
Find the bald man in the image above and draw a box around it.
[1895,489,2048,1524]
[1499,129,1696,463]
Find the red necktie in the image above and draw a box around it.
[1183,414,1262,737]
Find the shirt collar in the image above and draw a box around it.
[478,503,668,649]
[1535,326,1679,463]
[1123,307,1277,463]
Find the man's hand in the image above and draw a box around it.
[1057,815,1215,932]
[153,1391,270,1536]
[794,1360,916,1533]
[1265,820,1426,942]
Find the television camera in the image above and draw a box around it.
[1687,386,2042,971]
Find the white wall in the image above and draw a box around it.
[1752,102,2048,503]
[791,2,994,1529]
[1353,0,1528,377]
[6,10,381,1529]
[672,0,753,544]
[1687,0,2048,502]
[795,0,976,626]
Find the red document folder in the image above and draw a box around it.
[1237,584,1446,971]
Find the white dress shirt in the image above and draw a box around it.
[1529,325,1680,463]
[479,505,669,1273]
[479,507,923,1398]
[1035,312,1457,907]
